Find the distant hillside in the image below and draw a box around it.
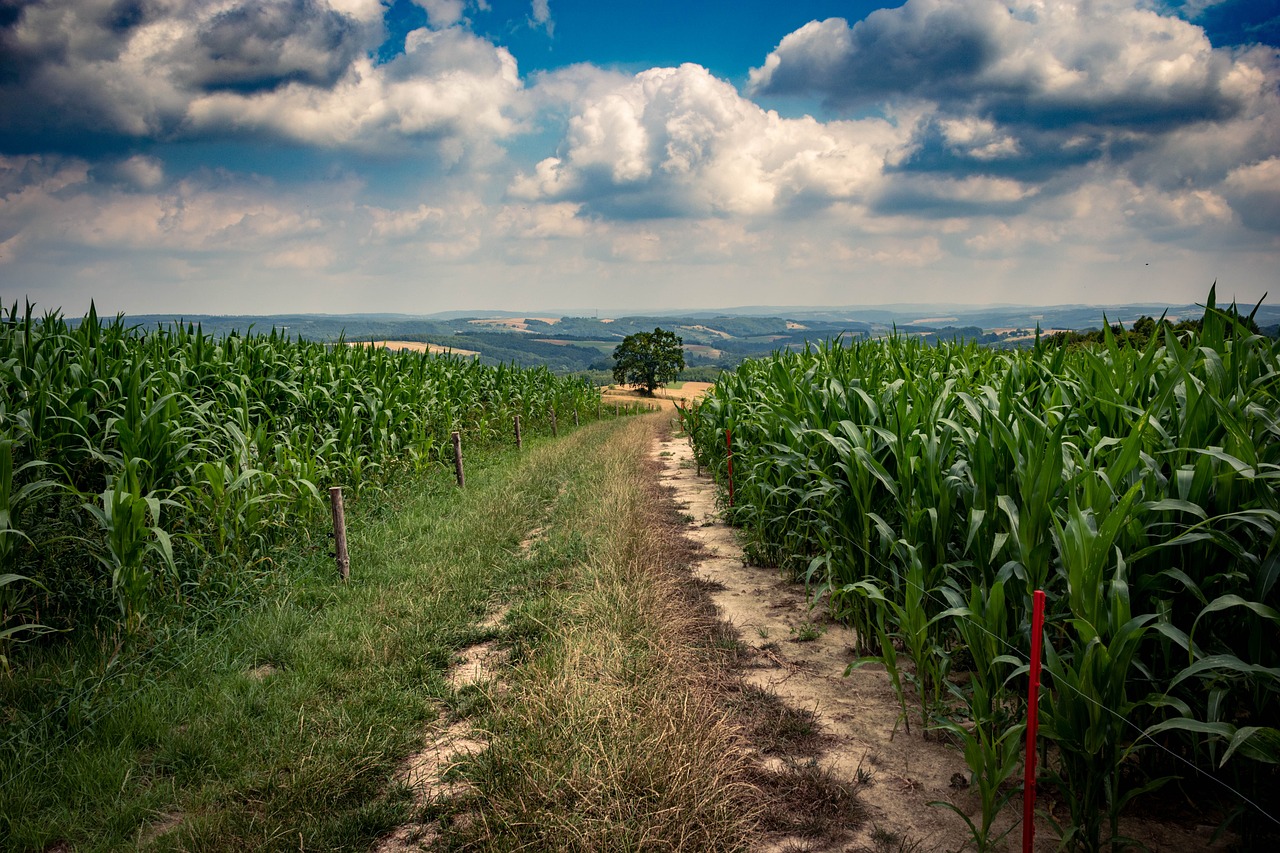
[74,297,1279,376]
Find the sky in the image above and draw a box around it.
[2,0,1279,316]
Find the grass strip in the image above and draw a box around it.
[437,415,758,851]
[1,428,610,851]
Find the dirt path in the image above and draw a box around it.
[651,429,1227,853]
[654,432,977,851]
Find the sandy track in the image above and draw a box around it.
[652,430,1225,852]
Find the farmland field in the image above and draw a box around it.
[0,303,705,850]
[352,340,482,357]
[4,294,1277,851]
[0,302,606,638]
[684,289,1279,849]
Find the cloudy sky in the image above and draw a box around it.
[3,0,1278,315]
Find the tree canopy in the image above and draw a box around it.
[611,327,685,394]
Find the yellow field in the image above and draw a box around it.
[351,340,481,357]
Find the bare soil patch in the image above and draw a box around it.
[447,641,507,691]
[375,633,506,851]
[245,664,277,681]
[375,720,486,853]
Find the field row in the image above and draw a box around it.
[683,291,1279,849]
[0,302,648,645]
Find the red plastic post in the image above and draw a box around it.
[1023,589,1046,853]
[725,428,734,508]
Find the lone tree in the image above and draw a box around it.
[612,327,685,395]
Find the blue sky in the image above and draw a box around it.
[2,0,1279,315]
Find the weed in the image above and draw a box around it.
[866,822,928,853]
[790,621,825,643]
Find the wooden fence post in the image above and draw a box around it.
[330,486,349,581]
[574,409,579,428]
[452,430,465,487]
[514,414,522,451]
[551,407,558,437]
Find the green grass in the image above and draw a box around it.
[0,302,606,643]
[0,426,611,851]
[3,414,764,851]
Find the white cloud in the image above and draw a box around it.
[365,204,448,241]
[496,202,591,239]
[1222,157,1280,232]
[530,0,553,34]
[0,164,343,266]
[113,156,166,190]
[0,1,523,156]
[3,0,1278,313]
[511,63,906,218]
[184,27,522,151]
[415,0,467,29]
[936,117,1021,161]
[750,0,1272,131]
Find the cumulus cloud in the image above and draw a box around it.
[750,0,1271,131]
[109,155,166,189]
[183,0,364,94]
[873,173,1038,217]
[2,0,1277,311]
[1222,157,1280,231]
[748,0,1279,191]
[0,0,521,154]
[496,202,591,239]
[186,27,521,150]
[365,203,449,241]
[0,157,345,267]
[744,0,1280,233]
[512,63,906,218]
[416,0,467,30]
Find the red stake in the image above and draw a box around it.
[725,427,734,508]
[1024,589,1046,853]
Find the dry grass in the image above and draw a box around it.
[443,416,759,851]
[349,340,481,357]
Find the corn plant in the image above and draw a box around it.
[80,461,177,632]
[0,300,610,648]
[685,286,1279,840]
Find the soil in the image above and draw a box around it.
[652,428,1231,853]
[374,603,509,853]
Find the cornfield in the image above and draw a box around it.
[0,301,608,644]
[685,289,1279,850]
